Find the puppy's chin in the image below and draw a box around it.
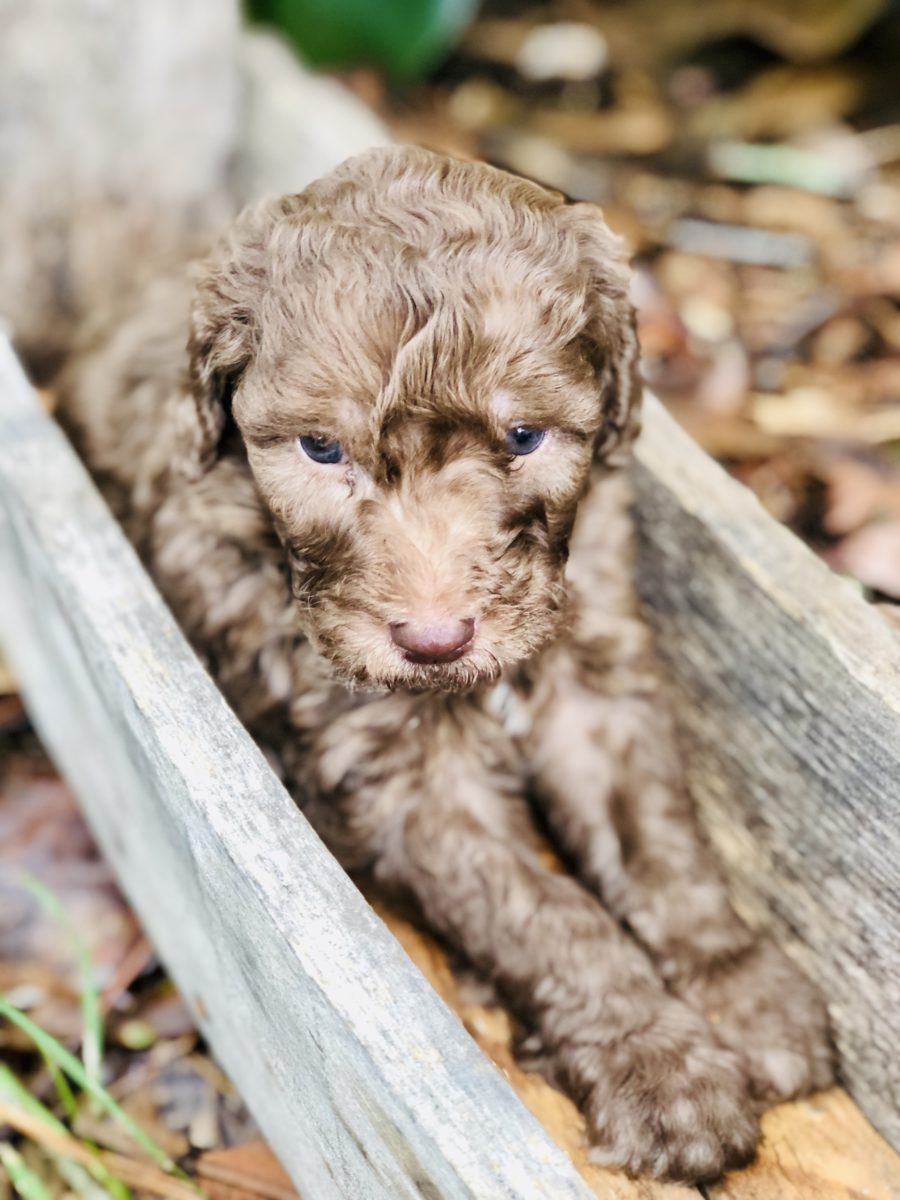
[325,646,505,695]
[303,619,522,693]
[309,625,563,695]
[373,652,506,695]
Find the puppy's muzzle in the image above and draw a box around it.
[390,617,475,665]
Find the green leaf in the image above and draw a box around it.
[246,0,479,82]
[40,1052,78,1121]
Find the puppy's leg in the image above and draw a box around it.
[527,470,833,1104]
[308,695,757,1183]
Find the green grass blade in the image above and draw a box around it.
[0,999,190,1182]
[0,1064,68,1134]
[19,873,104,1091]
[0,1141,53,1200]
[40,1051,79,1120]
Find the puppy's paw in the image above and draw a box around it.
[561,996,759,1182]
[676,940,834,1104]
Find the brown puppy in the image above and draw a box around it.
[60,145,833,1182]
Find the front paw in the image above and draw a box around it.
[557,995,759,1182]
[675,939,834,1104]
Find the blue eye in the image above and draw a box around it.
[505,426,546,456]
[299,435,345,465]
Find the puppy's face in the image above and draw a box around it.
[187,148,640,692]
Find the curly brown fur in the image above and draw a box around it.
[58,145,833,1182]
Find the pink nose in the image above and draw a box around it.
[390,617,475,665]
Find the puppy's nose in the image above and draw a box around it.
[390,617,475,665]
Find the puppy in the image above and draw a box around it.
[59,145,833,1181]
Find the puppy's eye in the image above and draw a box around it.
[505,426,546,456]
[298,435,345,465]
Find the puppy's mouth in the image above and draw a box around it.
[377,628,501,694]
[393,655,497,694]
[398,638,474,666]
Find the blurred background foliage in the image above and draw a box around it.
[246,0,897,82]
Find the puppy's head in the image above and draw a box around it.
[184,146,641,691]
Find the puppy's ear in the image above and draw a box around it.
[178,196,289,480]
[563,203,643,468]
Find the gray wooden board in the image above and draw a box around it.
[0,337,597,1199]
[632,396,900,1150]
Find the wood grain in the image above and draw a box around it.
[633,396,900,1151]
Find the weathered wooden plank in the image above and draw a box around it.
[233,31,390,207]
[0,336,596,1200]
[632,396,900,1150]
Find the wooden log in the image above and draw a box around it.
[632,396,900,1150]
[0,336,594,1200]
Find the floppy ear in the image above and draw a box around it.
[178,196,290,480]
[563,203,643,469]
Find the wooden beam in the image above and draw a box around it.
[633,396,900,1150]
[0,336,595,1200]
